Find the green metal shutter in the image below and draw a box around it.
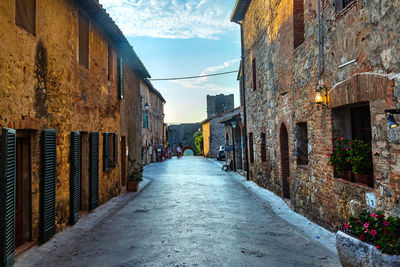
[70,131,80,225]
[103,133,109,171]
[40,129,56,244]
[0,128,16,267]
[89,132,99,211]
[113,133,118,167]
[118,58,124,99]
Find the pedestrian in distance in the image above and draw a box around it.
[176,146,182,158]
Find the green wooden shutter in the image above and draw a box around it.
[118,58,124,99]
[103,133,109,171]
[40,129,56,244]
[0,128,16,267]
[89,132,99,210]
[70,131,80,225]
[113,133,118,167]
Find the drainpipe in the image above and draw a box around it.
[234,21,250,180]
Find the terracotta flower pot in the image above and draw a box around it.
[354,173,373,187]
[127,181,139,192]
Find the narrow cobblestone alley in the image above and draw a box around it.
[17,157,339,266]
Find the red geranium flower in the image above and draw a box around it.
[360,235,366,241]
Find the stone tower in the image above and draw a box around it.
[206,94,234,118]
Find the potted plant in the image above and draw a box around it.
[337,211,400,266]
[327,137,353,181]
[349,139,373,187]
[127,157,143,192]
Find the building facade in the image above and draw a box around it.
[232,0,400,230]
[202,109,240,158]
[141,79,165,165]
[0,0,149,264]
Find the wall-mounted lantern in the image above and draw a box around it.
[144,103,150,112]
[315,82,328,108]
[231,121,237,129]
[385,109,400,129]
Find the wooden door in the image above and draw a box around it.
[280,124,291,199]
[15,138,24,248]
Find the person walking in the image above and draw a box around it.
[176,146,182,158]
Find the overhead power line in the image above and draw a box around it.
[149,70,238,81]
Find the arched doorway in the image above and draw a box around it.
[280,124,290,199]
[182,146,194,156]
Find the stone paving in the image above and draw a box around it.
[16,157,340,266]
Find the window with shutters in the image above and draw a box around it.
[252,58,257,91]
[295,122,308,166]
[103,133,117,170]
[15,0,36,35]
[261,133,266,162]
[108,45,113,81]
[249,132,254,163]
[89,132,99,210]
[78,12,89,68]
[143,112,149,128]
[293,0,304,49]
[336,0,354,12]
[0,128,16,266]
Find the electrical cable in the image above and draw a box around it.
[149,70,238,81]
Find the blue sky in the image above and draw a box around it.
[99,0,241,124]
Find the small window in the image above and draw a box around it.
[15,0,36,35]
[117,58,124,99]
[261,133,266,162]
[293,0,304,49]
[252,58,257,91]
[296,122,308,165]
[335,0,353,11]
[249,132,254,163]
[79,12,89,68]
[108,45,113,81]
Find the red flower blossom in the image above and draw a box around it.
[370,213,377,219]
[359,235,366,241]
[378,214,384,219]
[364,222,369,228]
[384,221,389,226]
[370,230,377,236]
[376,245,380,250]
[355,220,360,225]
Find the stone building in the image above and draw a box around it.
[0,0,149,263]
[140,79,166,165]
[168,123,201,155]
[202,108,240,158]
[232,0,400,230]
[207,94,234,118]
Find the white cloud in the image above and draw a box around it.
[168,58,239,92]
[99,0,236,39]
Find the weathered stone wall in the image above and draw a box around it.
[240,0,400,230]
[206,94,234,118]
[0,0,128,236]
[168,123,200,155]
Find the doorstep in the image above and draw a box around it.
[15,178,152,266]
